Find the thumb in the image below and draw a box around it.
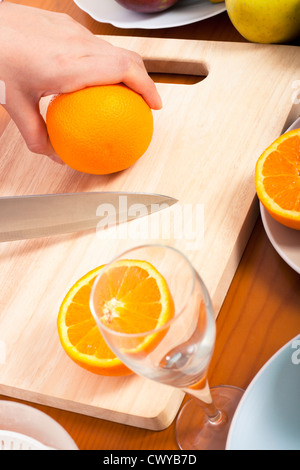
[4,93,64,164]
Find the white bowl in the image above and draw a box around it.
[260,203,300,274]
[73,0,226,29]
[226,335,300,450]
[0,400,78,450]
[260,117,300,275]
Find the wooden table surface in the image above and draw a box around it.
[0,0,299,451]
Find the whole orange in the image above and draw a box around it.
[46,84,154,175]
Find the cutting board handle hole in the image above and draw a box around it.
[145,59,208,85]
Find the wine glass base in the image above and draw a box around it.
[175,385,244,450]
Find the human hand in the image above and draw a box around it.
[0,2,162,163]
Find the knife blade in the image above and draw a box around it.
[284,116,300,133]
[0,192,178,242]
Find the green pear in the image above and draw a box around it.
[225,0,300,43]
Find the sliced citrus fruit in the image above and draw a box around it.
[57,260,175,376]
[255,128,300,230]
[91,259,175,355]
[57,266,132,376]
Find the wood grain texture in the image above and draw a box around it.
[0,0,299,449]
[0,34,299,429]
[1,220,299,450]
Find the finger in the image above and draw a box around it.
[53,44,163,110]
[78,55,162,110]
[4,94,64,164]
[117,48,163,108]
[121,59,162,110]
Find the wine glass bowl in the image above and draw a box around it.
[90,244,243,450]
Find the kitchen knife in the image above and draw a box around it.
[0,192,177,242]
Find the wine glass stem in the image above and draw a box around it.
[184,382,227,426]
[201,402,224,425]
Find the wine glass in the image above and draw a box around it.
[90,244,243,450]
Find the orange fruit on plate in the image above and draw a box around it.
[255,128,300,230]
[46,84,153,175]
[57,261,174,376]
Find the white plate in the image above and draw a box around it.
[259,117,300,275]
[0,400,78,450]
[260,203,300,275]
[73,0,226,29]
[226,335,300,450]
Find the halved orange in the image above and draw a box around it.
[57,261,174,376]
[57,266,131,376]
[255,128,300,230]
[91,259,175,355]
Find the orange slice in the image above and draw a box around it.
[255,128,300,230]
[91,259,175,354]
[57,261,174,376]
[57,266,131,376]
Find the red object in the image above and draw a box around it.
[115,0,180,13]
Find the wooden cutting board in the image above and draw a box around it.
[0,36,299,431]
